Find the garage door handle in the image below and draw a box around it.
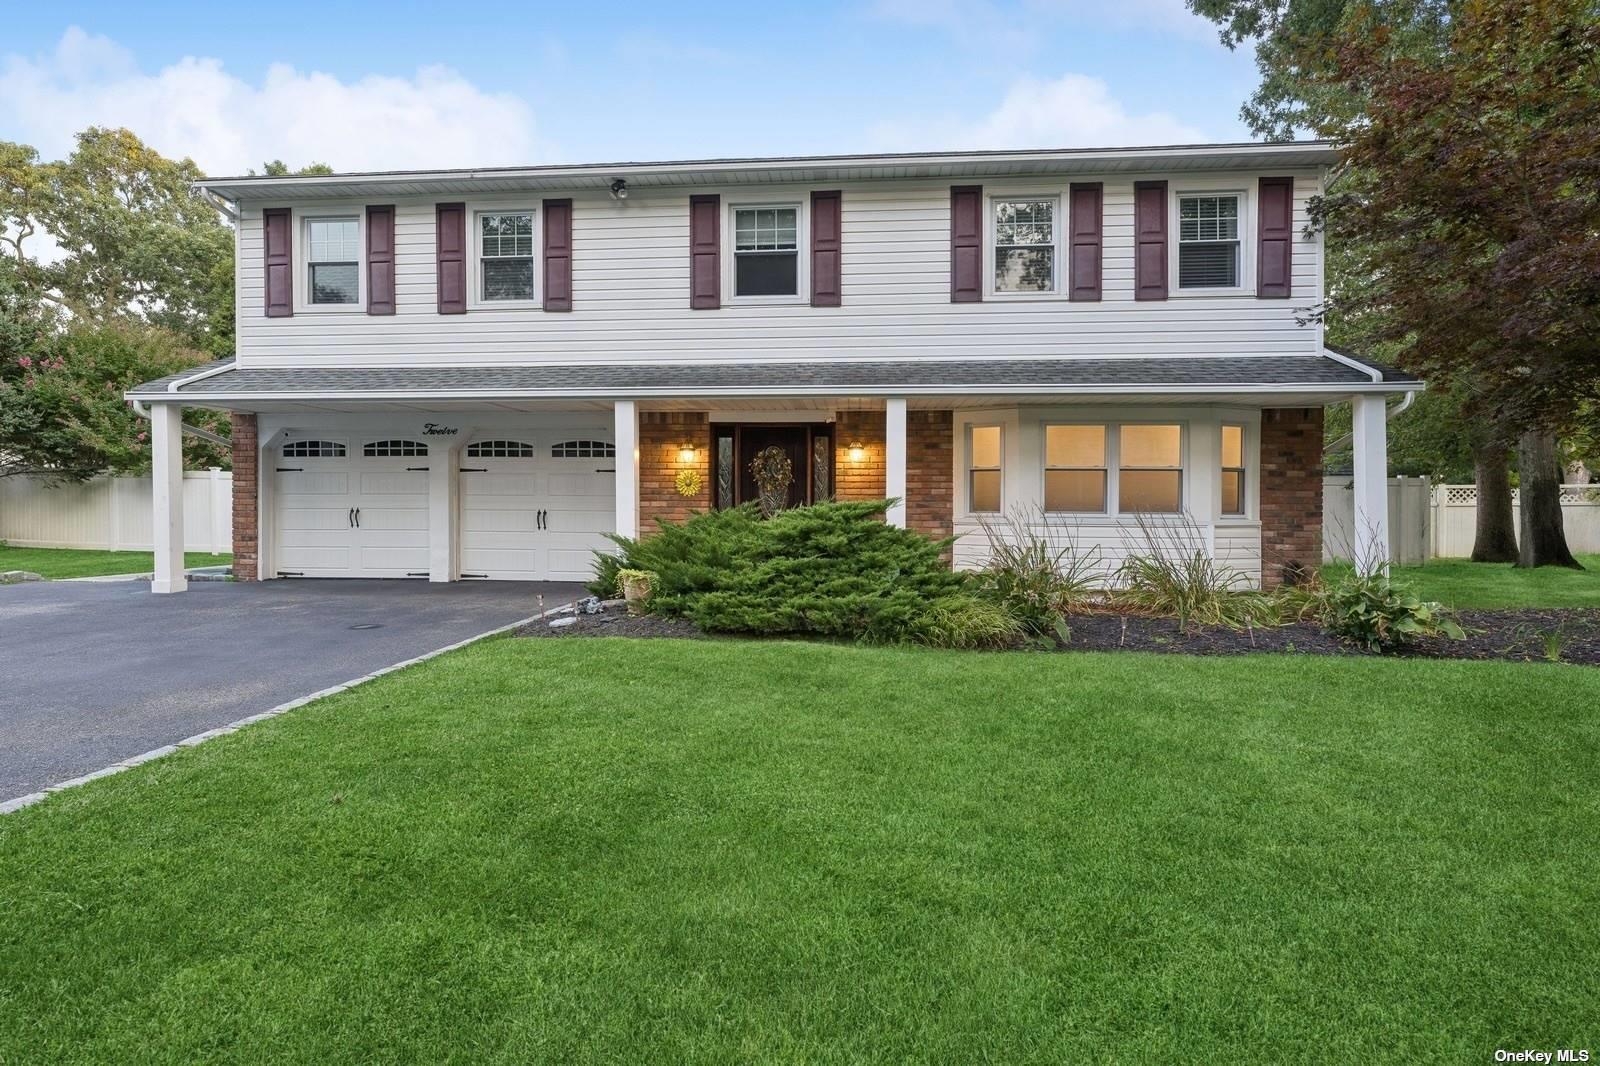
[354,508,361,528]
[348,507,354,528]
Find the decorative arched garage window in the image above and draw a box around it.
[466,440,537,459]
[363,439,429,457]
[550,439,615,458]
[281,440,346,458]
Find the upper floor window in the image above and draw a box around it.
[307,217,359,304]
[1177,194,1240,289]
[733,206,799,297]
[479,211,536,302]
[993,198,1055,293]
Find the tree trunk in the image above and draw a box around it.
[1515,429,1583,569]
[1469,442,1519,562]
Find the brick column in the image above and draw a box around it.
[906,410,954,542]
[1259,406,1324,587]
[229,412,258,581]
[639,412,710,531]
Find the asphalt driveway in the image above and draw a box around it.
[0,578,585,803]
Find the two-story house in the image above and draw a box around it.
[129,140,1419,594]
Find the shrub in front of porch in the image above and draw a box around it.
[596,501,1016,646]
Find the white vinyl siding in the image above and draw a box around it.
[234,173,1322,367]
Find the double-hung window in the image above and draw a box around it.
[733,206,799,297]
[968,425,1003,513]
[993,198,1055,293]
[307,217,359,305]
[1044,425,1108,513]
[479,211,536,302]
[1118,425,1183,513]
[1221,424,1247,516]
[1177,194,1240,289]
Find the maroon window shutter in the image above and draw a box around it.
[950,185,983,303]
[543,198,573,312]
[688,194,721,309]
[1067,182,1102,301]
[1133,180,1168,301]
[1257,176,1294,298]
[365,205,395,315]
[810,190,842,307]
[262,207,292,317]
[436,202,467,314]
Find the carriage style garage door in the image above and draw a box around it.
[459,433,616,581]
[273,438,432,579]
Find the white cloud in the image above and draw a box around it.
[868,72,1209,152]
[0,27,549,174]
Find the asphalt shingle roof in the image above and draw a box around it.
[130,355,1417,398]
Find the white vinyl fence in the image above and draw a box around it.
[1430,483,1600,558]
[0,470,232,554]
[1324,477,1600,563]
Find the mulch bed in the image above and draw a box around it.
[518,600,1600,666]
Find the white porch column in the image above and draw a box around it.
[429,432,471,582]
[149,403,187,594]
[1351,393,1391,575]
[885,398,908,529]
[614,400,639,539]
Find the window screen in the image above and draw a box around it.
[993,198,1055,293]
[734,206,799,296]
[1178,195,1240,288]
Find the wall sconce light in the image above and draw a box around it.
[678,442,697,464]
[609,178,629,200]
[847,440,866,463]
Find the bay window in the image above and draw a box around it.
[968,425,1002,513]
[1221,424,1247,516]
[1118,424,1183,513]
[1044,424,1107,512]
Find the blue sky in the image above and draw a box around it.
[0,1,1262,175]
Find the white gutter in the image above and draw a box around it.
[127,380,1424,404]
[167,361,238,392]
[1320,345,1385,383]
[129,399,231,447]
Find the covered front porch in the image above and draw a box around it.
[128,354,1419,594]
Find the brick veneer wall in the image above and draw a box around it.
[639,411,711,531]
[834,411,885,501]
[1259,406,1324,587]
[230,412,258,581]
[906,410,953,542]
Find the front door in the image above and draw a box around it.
[736,426,811,511]
[712,423,833,510]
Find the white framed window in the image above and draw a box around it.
[968,425,1003,513]
[1221,423,1247,516]
[1044,424,1108,513]
[732,204,801,298]
[1118,424,1184,513]
[281,439,346,458]
[1177,193,1241,289]
[991,196,1057,294]
[478,210,536,302]
[466,440,536,459]
[363,439,428,458]
[305,216,360,306]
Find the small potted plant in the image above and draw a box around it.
[617,568,657,614]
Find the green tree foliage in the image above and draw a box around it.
[250,160,335,177]
[0,314,229,482]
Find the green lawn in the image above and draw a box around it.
[1326,554,1599,609]
[0,544,231,579]
[2,639,1596,1062]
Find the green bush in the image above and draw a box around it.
[586,548,630,598]
[970,510,1101,635]
[910,594,1025,649]
[602,501,967,644]
[1312,571,1464,651]
[1114,550,1279,631]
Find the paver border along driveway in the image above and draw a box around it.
[0,579,584,803]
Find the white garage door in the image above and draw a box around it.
[274,438,431,578]
[459,434,615,581]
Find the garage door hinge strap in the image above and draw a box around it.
[459,467,487,472]
[276,467,302,472]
